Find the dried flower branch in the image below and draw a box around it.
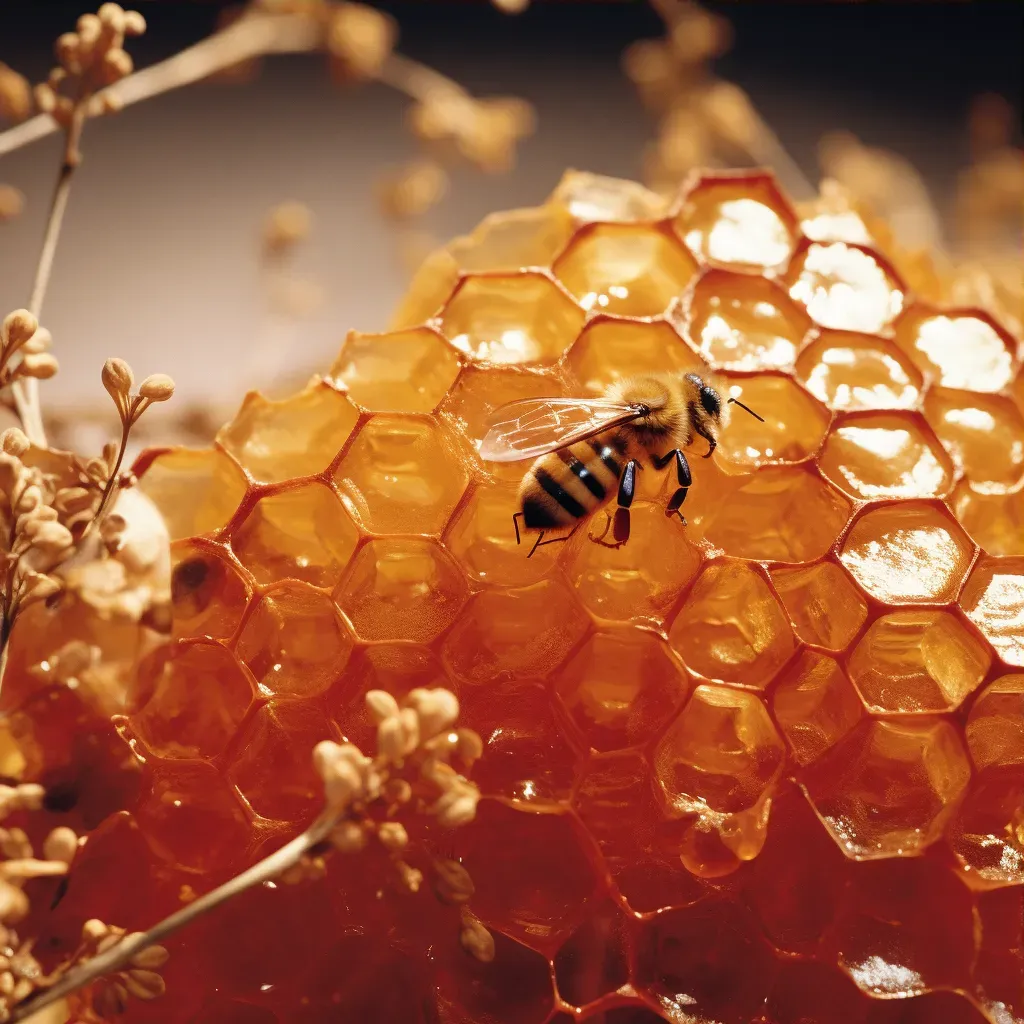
[7,686,487,1021]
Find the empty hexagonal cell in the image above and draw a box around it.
[819,412,954,499]
[952,480,1024,557]
[961,556,1024,666]
[389,247,458,330]
[235,582,353,697]
[924,388,1024,487]
[787,242,905,333]
[676,174,798,269]
[136,762,251,877]
[567,501,703,625]
[554,628,689,751]
[332,415,468,534]
[796,330,922,411]
[228,698,338,822]
[170,542,250,641]
[567,317,703,394]
[894,310,1016,392]
[329,327,460,412]
[451,800,600,955]
[334,537,466,643]
[840,502,975,604]
[138,448,247,540]
[551,169,668,223]
[669,561,794,689]
[848,610,991,713]
[230,482,359,589]
[445,480,561,587]
[974,888,1024,1021]
[217,382,359,484]
[686,271,808,372]
[128,640,254,761]
[634,898,778,1024]
[966,674,1024,770]
[770,560,868,651]
[447,202,574,272]
[442,580,590,684]
[553,223,698,316]
[553,899,629,1009]
[701,466,850,561]
[948,766,1024,887]
[439,272,584,364]
[805,717,971,858]
[715,374,830,465]
[460,679,577,804]
[772,650,864,765]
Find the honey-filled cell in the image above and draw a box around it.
[948,764,1024,886]
[552,899,630,1010]
[447,200,574,272]
[769,560,868,651]
[170,542,250,641]
[685,270,808,372]
[952,480,1024,557]
[961,556,1024,667]
[552,168,668,224]
[965,673,1024,770]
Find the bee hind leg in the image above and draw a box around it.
[667,486,688,525]
[512,511,524,545]
[527,522,580,558]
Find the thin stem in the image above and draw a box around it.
[89,418,131,530]
[9,809,338,1022]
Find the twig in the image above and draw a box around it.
[8,808,338,1022]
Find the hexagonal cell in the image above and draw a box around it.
[138,448,247,540]
[819,411,954,499]
[770,560,868,651]
[924,387,1024,487]
[702,466,850,561]
[567,317,703,395]
[676,174,798,270]
[451,800,600,955]
[228,698,337,822]
[334,537,466,644]
[389,246,458,330]
[804,717,972,858]
[839,502,974,604]
[787,242,905,333]
[553,899,629,1009]
[571,751,705,914]
[567,501,703,626]
[766,960,869,1024]
[668,561,795,689]
[553,628,690,751]
[966,673,1024,770]
[438,272,584,364]
[439,364,568,483]
[948,765,1024,886]
[975,888,1024,1022]
[217,382,359,484]
[445,480,562,587]
[551,169,669,223]
[836,857,976,999]
[634,898,778,1024]
[332,415,468,534]
[772,650,864,766]
[848,610,991,714]
[230,482,359,589]
[654,684,784,815]
[715,374,830,466]
[235,582,353,698]
[128,640,254,761]
[329,327,460,412]
[686,271,808,372]
[442,579,589,685]
[460,679,577,805]
[136,761,251,876]
[952,479,1024,557]
[170,542,250,641]
[553,223,698,317]
[447,202,574,272]
[796,329,923,411]
[864,992,992,1024]
[894,310,1016,392]
[961,556,1024,666]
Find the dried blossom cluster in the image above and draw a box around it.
[291,687,495,962]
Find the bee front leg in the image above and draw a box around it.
[652,449,691,525]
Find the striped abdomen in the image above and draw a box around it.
[519,430,627,529]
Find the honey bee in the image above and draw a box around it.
[480,372,764,556]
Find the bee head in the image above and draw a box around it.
[684,373,724,422]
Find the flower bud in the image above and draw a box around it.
[2,308,38,350]
[98,3,127,33]
[101,48,133,85]
[365,688,399,724]
[43,826,79,864]
[460,914,495,963]
[19,352,59,379]
[123,9,147,36]
[102,357,134,401]
[1,427,30,456]
[138,373,175,402]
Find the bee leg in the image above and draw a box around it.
[529,522,580,558]
[693,421,717,459]
[619,459,641,507]
[612,507,631,544]
[589,511,613,544]
[667,486,688,525]
[512,511,524,546]
[651,449,692,487]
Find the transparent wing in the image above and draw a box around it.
[479,397,645,462]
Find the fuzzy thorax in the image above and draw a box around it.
[605,374,693,450]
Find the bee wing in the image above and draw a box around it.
[479,397,645,463]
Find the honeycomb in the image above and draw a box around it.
[5,169,1024,1023]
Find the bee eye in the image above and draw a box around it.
[700,386,722,417]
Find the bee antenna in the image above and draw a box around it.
[728,397,766,423]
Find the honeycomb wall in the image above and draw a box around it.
[11,170,1024,1023]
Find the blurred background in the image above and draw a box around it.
[0,1,1021,447]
